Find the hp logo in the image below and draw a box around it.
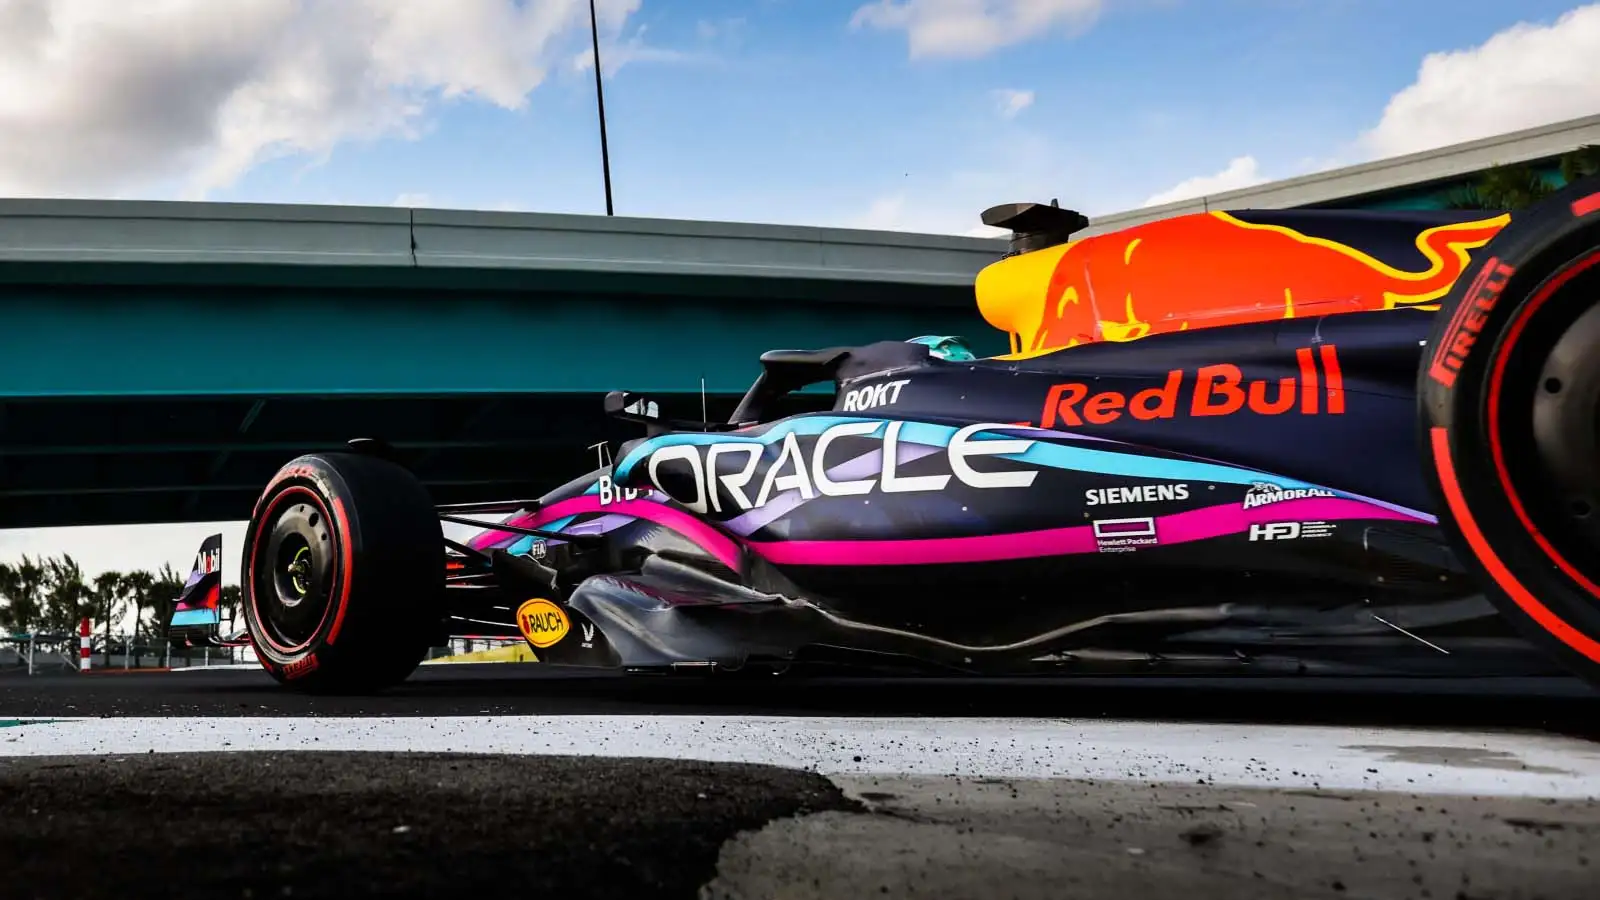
[1249,522,1302,542]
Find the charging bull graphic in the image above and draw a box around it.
[976,209,1510,357]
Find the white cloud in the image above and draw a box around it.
[851,0,1105,59]
[391,193,534,211]
[844,192,1009,235]
[1361,3,1600,159]
[695,17,748,44]
[829,121,1146,236]
[570,23,703,76]
[992,88,1035,118]
[0,0,648,200]
[1139,6,1600,217]
[848,193,911,230]
[838,151,1101,238]
[1142,155,1265,207]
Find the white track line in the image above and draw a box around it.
[4,715,1598,798]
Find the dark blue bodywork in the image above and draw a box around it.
[457,308,1555,678]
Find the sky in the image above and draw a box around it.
[2,0,1600,600]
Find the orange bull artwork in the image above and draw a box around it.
[975,210,1510,358]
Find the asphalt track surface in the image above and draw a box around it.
[0,751,855,900]
[6,665,1600,899]
[5,664,1600,735]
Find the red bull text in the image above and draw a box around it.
[1040,345,1345,428]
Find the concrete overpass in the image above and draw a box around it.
[0,200,1005,529]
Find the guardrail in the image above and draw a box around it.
[0,627,255,675]
[2,626,529,675]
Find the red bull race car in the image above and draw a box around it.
[168,174,1600,695]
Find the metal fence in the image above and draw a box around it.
[0,632,256,675]
[1,632,519,674]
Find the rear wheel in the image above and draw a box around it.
[1420,174,1600,689]
[243,452,443,693]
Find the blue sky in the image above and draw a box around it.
[1,0,1598,593]
[197,0,1600,232]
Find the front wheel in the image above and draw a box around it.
[242,452,443,693]
[1420,173,1600,690]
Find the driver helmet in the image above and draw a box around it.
[905,335,976,361]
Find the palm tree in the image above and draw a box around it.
[1448,163,1555,210]
[220,584,242,628]
[1449,146,1600,211]
[123,567,178,667]
[0,556,47,633]
[1559,145,1600,184]
[89,571,129,667]
[0,563,17,634]
[145,563,185,637]
[40,556,93,636]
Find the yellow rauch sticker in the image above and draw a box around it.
[516,598,570,649]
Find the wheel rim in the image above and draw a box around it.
[1531,301,1600,546]
[254,495,337,653]
[1489,248,1600,596]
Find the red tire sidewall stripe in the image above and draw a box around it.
[248,484,349,658]
[1484,248,1600,601]
[1573,191,1600,219]
[1430,427,1600,664]
[324,495,355,646]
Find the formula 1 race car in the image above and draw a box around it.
[168,174,1600,694]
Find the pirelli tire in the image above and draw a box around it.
[1419,173,1600,690]
[241,452,444,694]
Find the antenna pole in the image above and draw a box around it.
[588,0,616,216]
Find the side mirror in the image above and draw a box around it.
[603,391,742,433]
[981,201,1088,256]
[603,391,662,423]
